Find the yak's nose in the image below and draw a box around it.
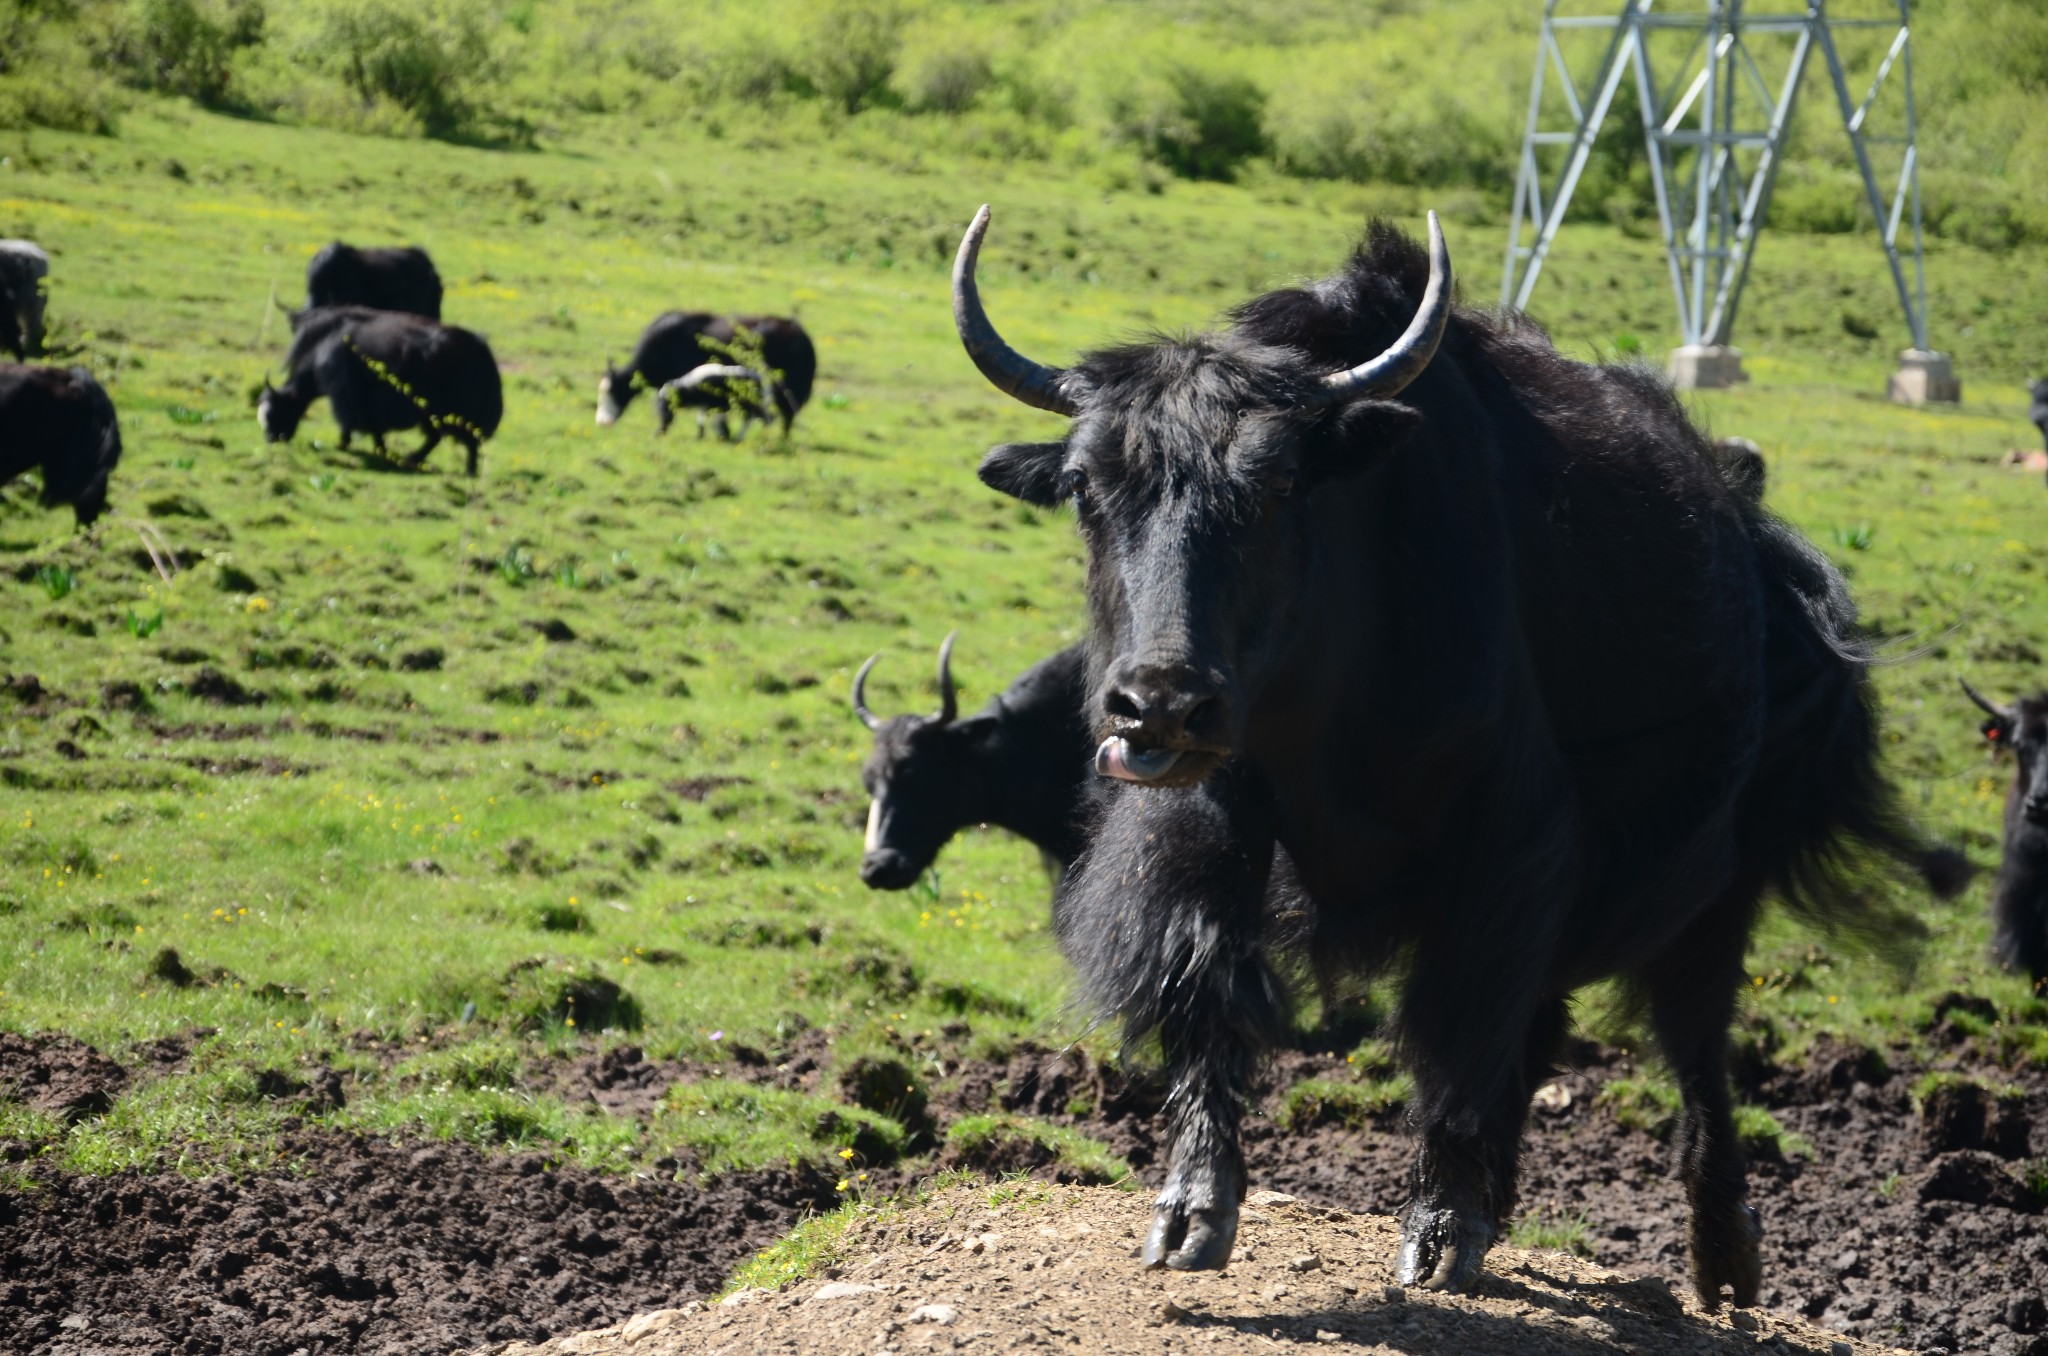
[2025,794,2048,825]
[1103,661,1231,749]
[859,848,922,891]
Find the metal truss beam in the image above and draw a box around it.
[1501,0,1929,354]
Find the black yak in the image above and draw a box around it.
[0,363,121,526]
[258,307,501,476]
[304,243,443,319]
[950,204,1967,1304]
[0,239,49,360]
[2030,379,2048,465]
[851,634,1092,889]
[597,312,815,434]
[1963,680,2048,990]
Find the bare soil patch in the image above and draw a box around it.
[475,1184,1902,1356]
[0,1132,836,1356]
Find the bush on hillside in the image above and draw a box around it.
[102,0,264,105]
[798,0,905,113]
[891,17,992,114]
[1093,42,1265,182]
[297,0,492,138]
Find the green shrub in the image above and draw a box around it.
[798,0,904,113]
[297,0,492,138]
[104,0,264,104]
[891,18,992,114]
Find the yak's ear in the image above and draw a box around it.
[1983,713,2015,746]
[978,441,1068,506]
[1304,399,1424,485]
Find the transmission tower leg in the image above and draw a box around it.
[1889,349,1960,405]
[1669,344,1747,390]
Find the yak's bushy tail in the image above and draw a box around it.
[1743,513,1971,962]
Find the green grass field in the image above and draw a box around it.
[2,91,2047,1184]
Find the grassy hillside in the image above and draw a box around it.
[0,89,2045,1179]
[5,0,2047,247]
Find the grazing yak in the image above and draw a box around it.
[851,634,1093,889]
[2030,379,2048,463]
[0,239,50,360]
[304,242,443,319]
[0,363,122,526]
[596,312,815,435]
[653,363,784,441]
[1962,681,2048,989]
[258,307,501,476]
[950,205,1968,1303]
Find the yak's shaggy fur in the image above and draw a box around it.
[1967,689,2048,987]
[303,242,443,319]
[974,220,1967,1304]
[0,363,122,526]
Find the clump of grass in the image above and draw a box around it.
[1508,1210,1595,1259]
[37,565,75,600]
[722,1198,889,1296]
[1273,1074,1410,1132]
[1598,1076,1681,1138]
[659,1080,905,1178]
[1910,1069,2026,1106]
[1733,1104,1814,1160]
[348,1087,641,1168]
[941,1112,1131,1186]
[498,957,641,1033]
[2020,1159,2048,1209]
[397,1039,524,1092]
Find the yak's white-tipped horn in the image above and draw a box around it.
[952,205,1080,416]
[1308,210,1453,407]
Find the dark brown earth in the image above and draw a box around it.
[0,1129,836,1356]
[2,1026,2043,1356]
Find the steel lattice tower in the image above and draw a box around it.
[1500,0,1954,400]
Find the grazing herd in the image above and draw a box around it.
[2,237,814,519]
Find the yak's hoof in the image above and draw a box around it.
[1395,1207,1490,1293]
[1689,1202,1763,1310]
[1141,1202,1238,1271]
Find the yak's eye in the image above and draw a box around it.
[1059,466,1088,504]
[1270,474,1296,499]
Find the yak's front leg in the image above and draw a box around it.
[1054,775,1282,1272]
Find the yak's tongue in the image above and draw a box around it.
[1095,737,1183,782]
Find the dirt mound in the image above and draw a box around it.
[1,1131,837,1356]
[0,1031,129,1123]
[475,1184,1899,1356]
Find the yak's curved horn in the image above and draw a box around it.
[1307,210,1453,408]
[934,630,959,725]
[1961,678,2010,724]
[953,205,1079,415]
[852,654,884,731]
